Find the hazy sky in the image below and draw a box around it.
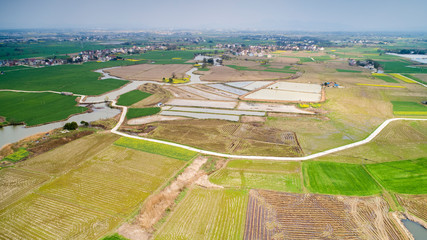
[1,0,426,31]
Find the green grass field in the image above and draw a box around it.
[155,188,248,240]
[391,101,427,115]
[303,161,382,196]
[114,137,197,161]
[0,92,87,126]
[126,107,161,119]
[0,61,144,95]
[209,160,302,192]
[366,158,427,194]
[336,69,362,73]
[117,90,151,106]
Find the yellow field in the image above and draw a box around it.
[393,111,427,116]
[0,133,186,239]
[372,73,388,76]
[356,83,406,88]
[389,73,417,83]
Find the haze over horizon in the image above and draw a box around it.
[1,0,426,32]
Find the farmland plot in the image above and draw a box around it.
[0,168,49,209]
[209,160,302,192]
[192,84,241,99]
[0,193,122,240]
[0,133,187,240]
[178,86,233,100]
[208,83,249,95]
[166,99,237,109]
[396,194,427,222]
[244,190,407,240]
[303,161,382,196]
[155,189,248,240]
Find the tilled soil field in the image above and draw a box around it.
[244,190,408,240]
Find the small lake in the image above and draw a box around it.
[402,219,427,240]
[0,103,120,148]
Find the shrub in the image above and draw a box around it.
[63,121,78,130]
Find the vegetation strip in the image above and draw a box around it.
[356,83,406,88]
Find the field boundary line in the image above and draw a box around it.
[110,100,427,160]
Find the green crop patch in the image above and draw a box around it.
[114,137,197,161]
[373,75,399,83]
[0,61,143,95]
[210,160,302,192]
[101,233,129,240]
[155,189,248,240]
[302,161,381,196]
[336,69,362,73]
[0,92,87,126]
[117,90,151,106]
[391,101,427,115]
[4,148,29,162]
[366,158,427,194]
[378,60,427,73]
[126,107,160,119]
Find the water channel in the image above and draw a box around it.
[402,219,427,240]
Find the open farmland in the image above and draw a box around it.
[126,107,160,119]
[0,133,186,240]
[114,137,197,161]
[237,102,313,114]
[242,82,323,102]
[366,158,427,194]
[244,190,408,240]
[105,64,192,81]
[0,168,49,209]
[0,61,139,95]
[313,120,427,164]
[198,66,293,82]
[0,91,87,126]
[116,90,151,106]
[372,73,399,83]
[391,101,427,116]
[149,119,303,156]
[209,160,302,192]
[166,99,237,109]
[155,188,248,240]
[302,161,382,195]
[396,195,427,222]
[161,111,240,121]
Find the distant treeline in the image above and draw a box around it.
[385,49,426,54]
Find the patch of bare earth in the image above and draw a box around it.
[200,66,292,82]
[106,64,192,81]
[118,156,208,240]
[240,116,266,123]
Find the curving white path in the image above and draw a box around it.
[110,101,427,161]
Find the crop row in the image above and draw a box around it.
[155,189,248,240]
